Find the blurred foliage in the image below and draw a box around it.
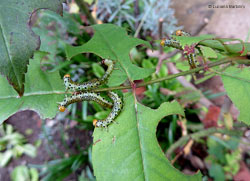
[141,0,180,35]
[95,0,136,29]
[11,165,39,181]
[206,136,241,180]
[0,124,37,167]
[95,0,180,35]
[38,153,87,181]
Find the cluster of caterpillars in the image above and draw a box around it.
[58,59,123,128]
[161,30,197,69]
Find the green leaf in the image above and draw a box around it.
[30,168,39,181]
[84,0,94,5]
[0,150,13,167]
[220,67,250,124]
[209,163,225,181]
[199,40,250,56]
[92,93,202,181]
[92,63,105,78]
[94,111,109,120]
[11,165,30,181]
[224,149,241,175]
[21,144,37,158]
[0,0,64,95]
[0,52,65,124]
[207,136,226,164]
[199,46,217,58]
[172,34,215,47]
[65,24,154,86]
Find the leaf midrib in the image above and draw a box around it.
[97,27,148,179]
[0,90,65,100]
[0,24,21,87]
[133,95,147,180]
[96,27,132,82]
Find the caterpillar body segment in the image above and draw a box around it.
[59,59,124,129]
[173,30,191,37]
[63,59,115,92]
[59,92,113,112]
[64,75,101,92]
[100,59,115,84]
[93,91,123,128]
[186,54,197,69]
[161,39,183,50]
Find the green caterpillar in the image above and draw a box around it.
[58,92,113,112]
[173,30,191,37]
[64,59,115,92]
[161,30,197,69]
[93,91,123,128]
[161,39,183,50]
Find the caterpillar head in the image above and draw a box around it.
[102,59,113,66]
[59,106,66,112]
[160,38,166,46]
[93,119,104,128]
[175,30,190,37]
[175,30,182,36]
[64,74,71,78]
[93,119,97,126]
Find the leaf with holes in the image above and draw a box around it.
[0,52,65,124]
[65,24,155,86]
[0,0,64,95]
[92,93,202,180]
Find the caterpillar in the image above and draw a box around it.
[58,92,113,112]
[161,30,197,69]
[186,54,197,69]
[93,91,123,128]
[173,30,191,37]
[160,30,190,50]
[59,59,123,128]
[64,59,115,92]
[161,39,183,50]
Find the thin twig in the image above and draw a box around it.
[8,58,245,99]
[134,0,140,30]
[134,0,157,37]
[155,50,179,74]
[192,17,209,36]
[75,0,96,25]
[138,58,231,86]
[158,18,164,54]
[92,57,244,92]
[219,96,233,122]
[166,62,213,108]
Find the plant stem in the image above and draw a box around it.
[93,57,248,92]
[75,0,96,25]
[134,0,140,30]
[134,0,157,37]
[166,127,243,159]
[158,18,164,54]
[18,57,247,98]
